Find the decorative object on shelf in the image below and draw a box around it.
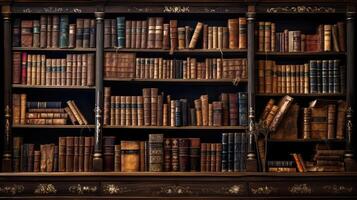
[34,184,57,195]
[68,184,98,195]
[0,184,24,195]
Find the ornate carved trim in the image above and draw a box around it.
[157,184,192,195]
[163,6,190,13]
[250,185,276,195]
[68,184,97,195]
[16,7,83,14]
[95,105,102,133]
[266,6,335,13]
[4,105,11,135]
[102,184,128,195]
[226,184,242,195]
[289,184,312,195]
[34,184,57,195]
[0,184,24,195]
[323,184,353,194]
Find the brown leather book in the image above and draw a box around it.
[143,88,151,126]
[171,138,179,172]
[12,94,21,125]
[12,52,21,84]
[336,101,347,139]
[84,137,91,172]
[104,19,111,48]
[185,26,193,49]
[212,101,223,126]
[141,20,148,49]
[270,22,276,51]
[223,27,228,49]
[103,136,115,172]
[12,137,23,172]
[258,22,265,52]
[125,96,132,126]
[26,118,67,125]
[26,54,32,85]
[131,20,136,49]
[189,138,200,172]
[189,22,203,49]
[327,104,337,139]
[324,24,332,51]
[154,17,163,49]
[26,112,68,119]
[164,138,171,172]
[264,22,271,52]
[135,20,142,49]
[65,106,77,125]
[200,143,207,172]
[169,20,178,51]
[40,145,47,172]
[220,93,229,126]
[68,24,76,48]
[163,103,168,126]
[216,143,222,172]
[208,26,213,49]
[104,87,111,125]
[149,134,164,172]
[257,60,265,93]
[34,150,41,172]
[260,99,275,122]
[78,136,84,172]
[200,95,209,126]
[132,96,138,126]
[52,16,59,48]
[239,18,247,49]
[290,65,296,93]
[65,136,74,172]
[303,108,312,139]
[151,88,158,126]
[157,94,163,126]
[203,24,208,49]
[272,103,299,140]
[212,26,217,49]
[228,19,238,49]
[163,23,170,50]
[332,24,340,52]
[46,144,55,172]
[170,100,176,127]
[87,53,95,86]
[121,141,140,172]
[21,20,33,47]
[114,144,121,172]
[67,100,88,125]
[120,96,126,125]
[194,99,202,126]
[111,96,117,125]
[40,16,47,48]
[208,103,213,126]
[89,19,96,48]
[205,143,211,172]
[265,105,279,127]
[264,60,273,93]
[46,16,52,48]
[147,17,156,49]
[73,137,79,172]
[76,18,84,48]
[178,138,190,172]
[20,94,27,124]
[310,105,328,139]
[210,143,216,172]
[125,20,132,48]
[137,96,144,126]
[228,93,238,126]
[40,55,46,85]
[269,95,294,131]
[337,22,346,52]
[81,54,88,86]
[178,27,185,50]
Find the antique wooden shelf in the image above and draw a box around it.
[256,51,346,57]
[12,47,96,52]
[104,78,248,85]
[12,84,96,89]
[12,124,95,129]
[267,139,346,143]
[104,125,248,130]
[104,48,247,55]
[256,93,346,97]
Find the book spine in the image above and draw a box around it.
[121,141,140,172]
[59,15,69,48]
[327,104,337,139]
[33,20,40,48]
[324,25,332,51]
[239,18,247,49]
[90,19,96,48]
[83,19,91,48]
[149,134,164,172]
[189,22,203,49]
[178,139,190,172]
[117,17,125,48]
[12,19,21,47]
[76,19,84,48]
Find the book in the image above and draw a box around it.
[189,22,203,49]
[121,141,140,172]
[149,134,164,172]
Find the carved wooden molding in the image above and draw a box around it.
[102,184,129,195]
[250,185,276,195]
[68,184,97,195]
[323,184,353,194]
[266,6,335,13]
[157,184,192,195]
[34,184,57,195]
[289,184,312,195]
[163,6,190,13]
[0,184,24,195]
[226,184,243,195]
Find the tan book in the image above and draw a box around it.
[265,105,278,127]
[189,22,203,49]
[121,141,140,172]
[137,96,144,126]
[258,60,265,93]
[208,103,213,126]
[264,22,271,52]
[13,94,21,124]
[269,95,294,131]
[260,99,275,122]
[200,95,209,126]
[336,101,347,139]
[238,18,247,49]
[324,24,332,51]
[327,104,337,139]
[20,94,27,124]
[194,99,202,126]
[65,106,78,125]
[212,26,217,49]
[170,100,175,127]
[271,23,276,51]
[67,100,88,125]
[228,19,238,49]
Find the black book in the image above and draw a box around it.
[227,133,234,172]
[189,108,196,126]
[12,18,21,47]
[21,144,28,172]
[316,60,322,93]
[328,60,334,93]
[333,59,341,93]
[221,133,228,172]
[321,60,328,94]
[241,132,247,171]
[309,60,318,93]
[233,132,241,172]
[175,100,182,127]
[90,19,96,48]
[180,99,188,126]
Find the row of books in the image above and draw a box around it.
[12,94,88,125]
[308,144,345,172]
[257,59,345,94]
[13,16,96,48]
[103,87,248,127]
[12,136,95,172]
[105,17,247,49]
[267,160,297,172]
[104,52,247,80]
[257,22,346,52]
[12,52,95,86]
[260,96,347,140]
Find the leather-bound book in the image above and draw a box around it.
[157,94,163,126]
[227,133,234,172]
[12,52,21,84]
[180,99,188,126]
[120,96,126,125]
[189,22,203,49]
[33,20,40,48]
[78,136,84,172]
[264,60,273,93]
[104,19,111,48]
[212,26,217,49]
[163,103,168,126]
[270,23,276,51]
[200,95,209,126]
[12,18,21,47]
[190,108,196,126]
[68,24,76,48]
[73,137,79,172]
[147,17,156,49]
[21,20,33,47]
[114,144,121,172]
[66,100,83,125]
[87,53,95,86]
[112,19,118,48]
[324,24,332,51]
[337,22,346,52]
[272,103,299,140]
[65,106,77,125]
[210,143,216,172]
[333,59,341,93]
[220,93,229,126]
[194,99,202,126]
[257,60,265,93]
[65,136,74,172]
[163,23,170,49]
[258,22,265,52]
[132,96,138,126]
[149,134,164,172]
[269,95,293,131]
[125,96,132,126]
[59,15,69,48]
[205,143,211,171]
[13,137,23,172]
[80,54,87,86]
[233,132,241,172]
[151,88,158,126]
[223,27,228,49]
[58,137,66,172]
[76,18,84,48]
[185,26,192,49]
[189,138,200,172]
[46,16,52,48]
[84,137,91,172]
[21,52,27,85]
[321,60,328,93]
[130,20,136,48]
[34,150,41,172]
[143,88,151,126]
[83,19,91,48]
[144,141,149,171]
[40,145,47,172]
[178,138,190,172]
[265,105,279,126]
[21,144,29,172]
[290,64,296,93]
[164,138,171,172]
[239,17,247,49]
[121,141,140,172]
[327,104,337,139]
[169,20,178,51]
[103,136,116,172]
[90,19,96,48]
[110,96,115,125]
[200,143,207,172]
[212,101,223,126]
[171,138,179,172]
[117,17,125,48]
[216,143,222,172]
[336,100,347,139]
[125,20,131,48]
[20,94,27,124]
[208,26,213,49]
[264,22,271,52]
[141,20,148,49]
[203,24,208,49]
[332,24,340,52]
[12,94,21,125]
[52,16,60,48]
[303,108,312,139]
[54,145,59,171]
[46,144,55,172]
[137,96,144,126]
[310,105,328,139]
[154,17,163,49]
[228,19,238,49]
[208,103,213,126]
[238,92,248,126]
[178,27,185,50]
[260,99,275,122]
[190,57,197,79]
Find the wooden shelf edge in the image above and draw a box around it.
[104,78,248,84]
[104,126,248,130]
[256,93,345,97]
[256,52,346,56]
[268,139,345,143]
[12,84,96,89]
[104,48,247,53]
[12,47,96,52]
[12,125,95,128]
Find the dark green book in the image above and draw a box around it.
[59,15,69,48]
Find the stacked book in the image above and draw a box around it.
[257,59,345,94]
[101,133,248,172]
[13,16,96,48]
[267,160,296,172]
[104,17,247,50]
[104,53,247,80]
[307,144,345,172]
[12,136,95,172]
[12,94,88,125]
[257,21,346,52]
[12,52,95,86]
[103,87,248,127]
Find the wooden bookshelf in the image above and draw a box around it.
[267,139,346,143]
[104,125,248,130]
[256,51,346,57]
[12,47,96,52]
[12,124,95,129]
[256,93,346,97]
[104,78,248,85]
[12,84,96,89]
[104,48,247,55]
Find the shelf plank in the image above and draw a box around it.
[104,78,248,85]
[12,124,95,129]
[256,51,346,56]
[256,93,345,97]
[268,139,345,143]
[12,84,96,89]
[104,125,248,130]
[12,47,96,52]
[104,48,247,54]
